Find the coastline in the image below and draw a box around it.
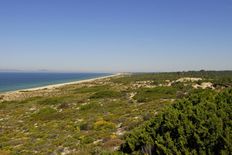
[0,73,122,96]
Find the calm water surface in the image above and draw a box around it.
[0,72,111,92]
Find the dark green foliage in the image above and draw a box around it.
[214,77,232,88]
[120,89,232,154]
[80,122,93,130]
[113,71,232,86]
[134,87,177,102]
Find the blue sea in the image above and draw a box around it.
[0,72,111,92]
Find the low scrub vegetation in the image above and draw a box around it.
[32,107,64,121]
[90,90,123,99]
[0,71,231,154]
[93,119,116,131]
[134,87,177,102]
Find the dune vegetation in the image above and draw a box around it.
[0,71,232,154]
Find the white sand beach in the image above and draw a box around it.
[2,73,121,93]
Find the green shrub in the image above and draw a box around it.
[79,102,99,111]
[134,87,177,102]
[94,119,116,131]
[0,101,8,109]
[120,89,232,154]
[90,90,122,99]
[73,85,109,93]
[36,97,62,105]
[80,122,93,131]
[80,136,95,144]
[32,107,64,121]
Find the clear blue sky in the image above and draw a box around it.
[0,0,231,72]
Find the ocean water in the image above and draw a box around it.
[0,72,111,92]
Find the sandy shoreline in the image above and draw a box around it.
[0,73,121,96]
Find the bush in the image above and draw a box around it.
[79,102,99,111]
[80,136,95,144]
[36,97,63,105]
[80,122,93,131]
[90,90,122,99]
[120,89,232,154]
[94,119,116,131]
[32,107,64,121]
[134,87,177,102]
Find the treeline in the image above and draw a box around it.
[113,70,232,87]
[119,89,232,154]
